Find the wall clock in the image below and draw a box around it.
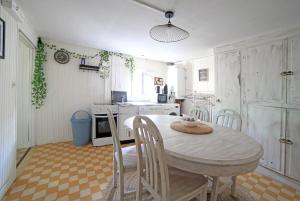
[54,50,70,64]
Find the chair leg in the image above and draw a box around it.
[196,186,207,201]
[202,186,208,201]
[210,177,219,201]
[136,177,142,201]
[231,176,237,197]
[118,168,124,201]
[113,155,118,188]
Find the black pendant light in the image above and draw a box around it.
[150,11,189,43]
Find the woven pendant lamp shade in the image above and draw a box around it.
[150,11,189,43]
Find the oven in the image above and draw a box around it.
[95,113,117,138]
[91,104,119,146]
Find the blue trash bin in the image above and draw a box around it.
[71,110,92,146]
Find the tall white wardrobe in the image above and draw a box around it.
[215,29,300,182]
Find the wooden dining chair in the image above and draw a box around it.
[213,109,242,197]
[190,106,209,122]
[214,109,242,131]
[133,116,208,201]
[107,109,137,201]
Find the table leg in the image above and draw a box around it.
[231,176,237,197]
[210,176,219,201]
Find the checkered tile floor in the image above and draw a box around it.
[3,142,300,201]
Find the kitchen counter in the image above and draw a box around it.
[117,102,179,106]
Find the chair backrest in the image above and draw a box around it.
[133,116,170,201]
[190,106,209,122]
[107,109,123,168]
[214,109,242,131]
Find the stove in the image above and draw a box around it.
[91,104,118,146]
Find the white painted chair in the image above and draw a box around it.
[214,109,242,131]
[190,106,209,122]
[133,116,208,201]
[107,109,137,201]
[213,109,242,197]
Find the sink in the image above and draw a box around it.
[117,102,133,106]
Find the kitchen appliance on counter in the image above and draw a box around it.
[111,91,127,104]
[157,94,168,103]
[91,104,118,146]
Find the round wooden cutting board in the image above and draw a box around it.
[170,121,213,135]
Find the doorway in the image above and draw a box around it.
[16,32,35,166]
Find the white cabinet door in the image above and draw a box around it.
[242,40,285,105]
[118,106,138,141]
[215,51,241,113]
[119,114,135,141]
[287,35,300,106]
[285,109,300,181]
[247,104,285,173]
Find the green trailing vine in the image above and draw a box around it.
[99,50,110,63]
[125,57,135,79]
[44,42,136,79]
[32,37,47,109]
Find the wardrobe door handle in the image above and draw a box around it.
[286,139,294,145]
[281,71,294,76]
[280,72,287,76]
[279,138,286,143]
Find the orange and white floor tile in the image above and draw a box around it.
[3,142,300,201]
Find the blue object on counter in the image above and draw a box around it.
[70,110,92,146]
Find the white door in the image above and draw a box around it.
[287,35,300,106]
[215,51,241,114]
[17,33,35,148]
[285,109,300,181]
[246,104,285,174]
[242,40,285,106]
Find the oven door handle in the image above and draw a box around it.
[95,114,118,118]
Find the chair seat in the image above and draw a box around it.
[119,145,137,170]
[113,145,137,171]
[168,167,207,201]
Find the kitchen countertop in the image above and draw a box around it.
[117,102,179,106]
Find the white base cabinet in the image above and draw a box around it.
[118,106,139,141]
[118,104,180,141]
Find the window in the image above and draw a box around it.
[128,70,156,102]
[142,72,154,96]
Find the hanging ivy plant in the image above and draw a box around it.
[32,37,47,109]
[44,42,136,79]
[125,57,135,79]
[99,50,110,63]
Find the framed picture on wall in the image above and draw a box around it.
[199,69,209,81]
[154,77,163,86]
[0,18,5,59]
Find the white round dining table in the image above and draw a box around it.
[124,115,263,201]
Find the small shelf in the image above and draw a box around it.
[79,64,99,71]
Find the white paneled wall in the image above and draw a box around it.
[0,6,18,198]
[34,40,168,145]
[35,40,109,145]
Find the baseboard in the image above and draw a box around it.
[0,175,15,200]
[256,165,300,191]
